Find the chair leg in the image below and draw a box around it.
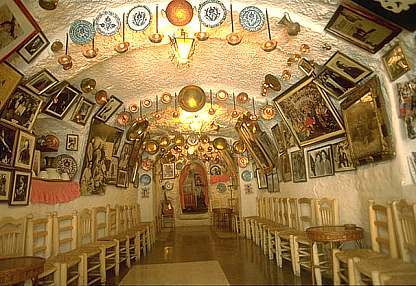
[267,230,274,260]
[126,239,131,268]
[100,250,106,283]
[115,241,120,277]
[80,254,87,286]
[347,257,356,286]
[290,235,300,276]
[332,249,341,286]
[52,263,60,286]
[371,271,382,286]
[276,236,283,268]
[312,242,322,286]
[60,263,68,286]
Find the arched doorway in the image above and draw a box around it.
[179,161,209,213]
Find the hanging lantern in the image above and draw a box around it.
[226,4,241,45]
[261,10,277,52]
[149,5,164,43]
[178,85,206,112]
[165,0,194,26]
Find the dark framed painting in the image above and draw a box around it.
[0,86,43,131]
[0,0,40,62]
[298,58,315,76]
[41,81,67,98]
[256,168,268,189]
[9,170,31,206]
[314,67,356,100]
[128,139,145,183]
[162,163,175,180]
[43,83,80,119]
[14,130,35,170]
[332,139,356,172]
[266,172,274,193]
[291,149,307,183]
[325,4,402,54]
[271,123,286,154]
[0,122,18,168]
[273,76,345,147]
[382,42,411,81]
[17,31,49,63]
[106,156,119,185]
[66,134,78,151]
[0,62,23,112]
[0,168,12,202]
[272,169,280,192]
[70,97,95,126]
[95,96,123,122]
[280,152,292,182]
[307,144,334,178]
[116,169,129,188]
[118,142,133,171]
[25,69,58,95]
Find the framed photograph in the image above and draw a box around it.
[14,130,35,170]
[162,163,175,180]
[273,76,345,147]
[298,58,315,76]
[25,69,58,95]
[272,170,280,192]
[95,96,123,122]
[281,152,292,182]
[0,86,43,131]
[315,67,356,100]
[325,4,401,54]
[31,150,40,177]
[116,169,128,188]
[210,164,222,176]
[256,169,268,189]
[9,170,31,206]
[0,122,18,168]
[0,0,40,62]
[0,62,23,111]
[118,142,133,171]
[66,134,78,151]
[43,83,80,119]
[0,168,12,202]
[17,31,49,63]
[266,172,274,193]
[382,42,411,81]
[332,140,356,172]
[291,149,307,183]
[41,81,67,98]
[307,145,334,178]
[70,97,95,126]
[106,156,118,185]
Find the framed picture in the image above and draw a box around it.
[210,165,222,176]
[162,163,175,180]
[66,134,78,151]
[95,96,123,122]
[43,83,80,119]
[0,122,18,168]
[0,168,12,202]
[9,170,31,206]
[25,69,58,95]
[70,97,95,126]
[266,172,274,193]
[0,86,43,131]
[281,152,292,182]
[307,144,334,178]
[341,76,394,166]
[272,170,280,192]
[14,130,35,170]
[298,58,315,76]
[325,4,401,54]
[118,142,133,171]
[31,150,40,177]
[382,42,411,81]
[256,169,268,189]
[315,67,356,100]
[106,156,118,185]
[332,140,356,172]
[41,81,67,98]
[17,31,49,63]
[273,76,345,147]
[291,149,307,183]
[116,169,128,188]
[0,0,40,62]
[0,62,23,111]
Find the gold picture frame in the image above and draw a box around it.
[0,62,23,112]
[382,42,411,81]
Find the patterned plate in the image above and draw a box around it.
[56,154,78,179]
[239,6,265,32]
[140,174,151,186]
[127,5,152,32]
[198,0,227,28]
[69,20,95,45]
[216,182,227,193]
[95,11,121,36]
[241,170,253,182]
[164,181,173,190]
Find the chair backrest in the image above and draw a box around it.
[279,198,289,226]
[52,211,77,255]
[116,205,128,233]
[315,198,339,226]
[288,198,299,229]
[0,216,26,257]
[106,205,117,237]
[368,200,398,258]
[297,198,316,231]
[125,205,135,229]
[132,204,142,226]
[392,199,416,262]
[26,214,53,258]
[271,198,278,222]
[77,209,94,247]
[92,206,107,241]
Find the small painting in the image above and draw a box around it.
[256,168,268,189]
[281,152,292,182]
[9,170,31,206]
[66,134,78,151]
[116,169,129,188]
[307,145,334,178]
[332,140,356,172]
[298,58,315,76]
[0,122,17,168]
[43,83,80,119]
[324,51,372,84]
[291,149,307,183]
[0,169,12,202]
[14,130,35,170]
[95,96,123,122]
[32,150,40,177]
[17,31,49,63]
[41,81,67,98]
[271,123,286,154]
[162,163,175,180]
[210,164,222,176]
[106,156,118,185]
[118,142,133,171]
[382,42,411,81]
[25,69,58,95]
[70,97,95,126]
[0,62,23,112]
[315,67,356,100]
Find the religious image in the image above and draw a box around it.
[291,150,307,182]
[382,42,411,81]
[25,69,58,95]
[315,67,356,100]
[307,145,334,178]
[118,143,133,171]
[0,169,12,202]
[332,140,356,172]
[70,97,95,126]
[9,171,31,206]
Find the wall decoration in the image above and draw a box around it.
[17,31,49,63]
[210,164,222,176]
[332,140,355,172]
[41,81,67,98]
[139,174,151,186]
[325,4,401,54]
[162,163,175,180]
[106,156,118,185]
[116,169,128,188]
[9,170,31,206]
[127,5,152,32]
[256,168,268,189]
[14,130,35,170]
[280,152,292,182]
[70,97,95,126]
[69,20,95,45]
[0,86,42,131]
[128,139,145,183]
[307,144,334,178]
[0,168,12,202]
[271,123,286,154]
[291,149,307,183]
[43,83,80,119]
[382,42,411,81]
[314,67,356,100]
[341,76,394,165]
[239,6,265,32]
[274,76,345,147]
[94,11,121,36]
[272,170,280,192]
[241,170,252,182]
[0,62,23,112]
[198,0,227,28]
[95,96,123,122]
[164,181,174,191]
[298,58,315,76]
[32,150,40,177]
[216,182,227,193]
[0,122,17,168]
[65,134,78,151]
[0,0,40,62]
[56,154,77,180]
[118,142,133,170]
[25,69,58,95]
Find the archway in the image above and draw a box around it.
[179,161,209,213]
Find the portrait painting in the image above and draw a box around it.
[25,69,58,95]
[332,140,356,172]
[256,168,268,189]
[162,163,175,180]
[14,130,35,170]
[307,145,334,178]
[31,150,40,177]
[95,96,123,122]
[44,83,80,119]
[280,152,292,182]
[41,81,67,98]
[116,169,128,188]
[0,169,12,202]
[315,67,356,100]
[118,142,133,171]
[325,51,373,84]
[382,42,411,81]
[0,86,43,131]
[66,134,78,151]
[70,97,95,126]
[272,170,280,192]
[106,157,118,185]
[9,170,31,206]
[325,4,401,53]
[0,62,23,112]
[0,122,17,168]
[291,149,307,183]
[79,119,124,196]
[17,31,49,63]
[273,76,345,147]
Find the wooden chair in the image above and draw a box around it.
[243,197,261,240]
[379,272,416,285]
[125,205,149,257]
[133,203,156,248]
[116,205,141,262]
[0,216,26,257]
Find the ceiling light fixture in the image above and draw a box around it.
[115,13,130,53]
[58,33,72,70]
[226,4,241,46]
[170,29,195,66]
[83,34,98,58]
[261,9,277,52]
[149,5,163,43]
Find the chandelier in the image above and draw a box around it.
[169,29,196,66]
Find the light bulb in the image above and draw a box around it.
[208,107,216,115]
[226,33,242,46]
[261,40,277,52]
[115,42,130,53]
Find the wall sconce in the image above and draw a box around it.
[279,12,300,36]
[226,4,241,46]
[58,33,72,70]
[170,29,195,65]
[149,5,164,43]
[95,90,108,105]
[83,36,98,58]
[115,13,130,53]
[261,9,276,52]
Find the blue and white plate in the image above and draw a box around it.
[241,170,253,182]
[216,182,227,193]
[95,11,121,36]
[140,174,151,186]
[69,20,95,45]
[198,0,227,28]
[127,5,152,32]
[239,6,265,32]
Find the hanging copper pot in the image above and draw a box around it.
[233,140,246,154]
[145,140,159,155]
[178,85,206,112]
[213,137,228,150]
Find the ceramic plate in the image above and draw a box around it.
[140,174,151,186]
[164,181,173,190]
[187,134,199,146]
[239,6,265,32]
[69,20,95,44]
[176,161,184,170]
[241,170,253,182]
[238,156,249,168]
[56,154,78,179]
[127,5,152,32]
[216,182,227,193]
[95,11,121,36]
[198,0,227,28]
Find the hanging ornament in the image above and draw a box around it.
[165,0,194,26]
[226,4,242,45]
[237,92,249,104]
[261,9,276,52]
[149,5,164,43]
[178,85,206,112]
[208,90,216,115]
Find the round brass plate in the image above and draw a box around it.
[216,89,228,101]
[261,104,276,120]
[145,140,159,155]
[237,92,249,104]
[143,99,152,108]
[178,85,206,112]
[165,0,194,26]
[159,136,170,147]
[187,134,199,146]
[174,134,185,146]
[161,92,172,104]
[233,140,246,154]
[126,119,149,141]
[213,137,228,150]
[265,74,281,91]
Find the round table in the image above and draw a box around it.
[0,256,45,285]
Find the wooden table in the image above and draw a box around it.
[212,208,233,231]
[0,256,45,285]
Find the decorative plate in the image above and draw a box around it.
[160,92,172,104]
[143,99,152,108]
[69,20,95,45]
[176,161,184,170]
[56,154,78,179]
[239,6,265,32]
[238,156,249,168]
[241,170,253,182]
[261,104,277,120]
[198,0,227,28]
[216,182,227,193]
[95,11,121,36]
[140,174,151,186]
[187,134,199,146]
[141,159,154,171]
[164,181,173,190]
[127,5,152,32]
[145,140,159,155]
